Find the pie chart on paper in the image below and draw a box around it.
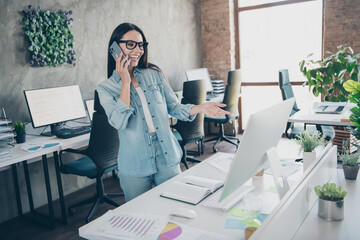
[157,222,182,240]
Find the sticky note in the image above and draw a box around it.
[229,207,248,218]
[266,186,277,193]
[225,218,246,230]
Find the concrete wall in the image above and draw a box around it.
[0,0,202,223]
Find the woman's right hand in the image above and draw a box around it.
[115,52,131,84]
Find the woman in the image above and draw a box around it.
[97,23,230,201]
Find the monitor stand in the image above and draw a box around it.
[41,123,63,137]
[266,147,290,199]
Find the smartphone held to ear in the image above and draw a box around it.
[109,41,125,61]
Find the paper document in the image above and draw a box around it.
[81,210,169,240]
[21,141,60,152]
[206,152,234,174]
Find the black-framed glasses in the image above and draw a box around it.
[119,40,148,50]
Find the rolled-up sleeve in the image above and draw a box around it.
[97,85,135,130]
[158,72,196,122]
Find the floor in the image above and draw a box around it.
[0,134,301,240]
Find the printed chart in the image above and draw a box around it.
[83,211,169,240]
[157,222,182,240]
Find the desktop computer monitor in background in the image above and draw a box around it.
[185,68,214,93]
[24,85,87,136]
[219,98,295,201]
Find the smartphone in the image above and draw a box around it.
[109,41,125,61]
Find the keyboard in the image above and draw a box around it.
[202,185,254,211]
[55,125,91,139]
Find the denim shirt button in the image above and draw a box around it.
[160,140,163,142]
[156,127,159,129]
[148,102,150,104]
[152,115,154,118]
[143,118,145,120]
[144,90,146,93]
[164,152,168,154]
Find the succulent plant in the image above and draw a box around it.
[338,139,360,166]
[314,183,347,201]
[294,130,325,153]
[13,121,26,135]
[21,5,75,67]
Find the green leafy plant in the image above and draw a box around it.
[343,79,360,141]
[13,121,26,135]
[294,130,325,153]
[314,183,347,201]
[21,5,76,67]
[299,44,360,102]
[338,139,360,166]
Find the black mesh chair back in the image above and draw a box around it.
[86,91,119,172]
[173,80,206,168]
[222,69,242,117]
[175,80,206,141]
[278,69,335,141]
[279,69,300,115]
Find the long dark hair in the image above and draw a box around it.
[107,23,160,78]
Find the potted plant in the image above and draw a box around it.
[299,44,360,102]
[13,121,26,144]
[338,139,360,180]
[314,183,347,221]
[294,130,325,171]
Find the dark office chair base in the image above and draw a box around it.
[205,135,239,152]
[181,145,202,169]
[68,177,123,223]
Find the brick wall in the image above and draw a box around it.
[200,0,235,82]
[323,0,360,55]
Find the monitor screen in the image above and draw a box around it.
[85,99,95,122]
[24,85,87,130]
[185,68,214,93]
[219,98,295,201]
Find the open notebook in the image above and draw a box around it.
[160,175,224,205]
[313,102,347,114]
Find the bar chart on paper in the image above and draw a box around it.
[84,211,169,240]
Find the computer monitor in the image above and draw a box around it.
[185,68,214,93]
[219,98,295,201]
[85,99,95,122]
[24,85,87,136]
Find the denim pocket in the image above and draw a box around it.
[148,84,164,104]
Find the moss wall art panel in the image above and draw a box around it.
[21,5,76,67]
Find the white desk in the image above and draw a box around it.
[79,151,305,239]
[0,134,89,228]
[288,103,355,127]
[292,169,360,240]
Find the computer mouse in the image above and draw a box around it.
[170,208,197,219]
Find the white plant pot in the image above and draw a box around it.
[303,151,316,172]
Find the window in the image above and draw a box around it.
[236,0,323,128]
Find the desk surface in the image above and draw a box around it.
[293,169,360,240]
[0,134,89,169]
[79,152,302,240]
[288,103,355,127]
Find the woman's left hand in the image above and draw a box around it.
[190,102,231,118]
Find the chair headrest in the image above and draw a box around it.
[182,80,206,100]
[94,90,105,113]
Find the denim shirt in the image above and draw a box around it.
[97,67,195,177]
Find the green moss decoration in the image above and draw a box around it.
[21,5,76,67]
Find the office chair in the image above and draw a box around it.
[172,80,206,169]
[59,90,123,223]
[279,69,335,141]
[205,70,242,152]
